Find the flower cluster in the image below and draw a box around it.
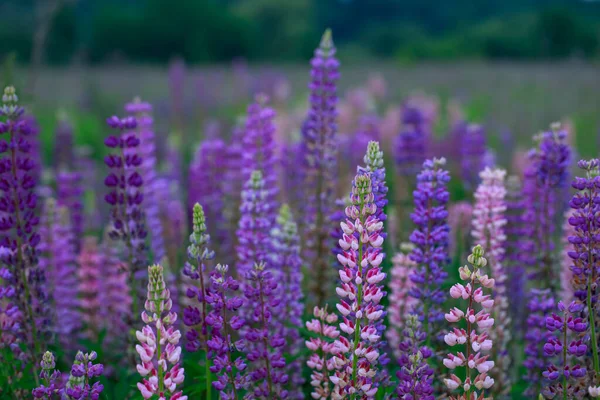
[331,172,386,398]
[306,306,340,399]
[542,301,588,398]
[56,169,84,251]
[408,158,450,336]
[395,314,434,399]
[32,351,61,399]
[394,103,429,178]
[443,245,495,399]
[136,264,186,400]
[63,351,104,400]
[460,124,487,189]
[206,264,247,398]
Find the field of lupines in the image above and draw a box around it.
[1,29,600,399]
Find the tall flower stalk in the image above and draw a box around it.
[136,264,186,400]
[443,245,495,399]
[331,173,386,398]
[306,306,340,399]
[300,29,339,307]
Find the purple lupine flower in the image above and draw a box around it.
[394,103,428,178]
[408,158,450,338]
[361,141,388,226]
[568,159,600,380]
[32,351,61,399]
[236,171,275,279]
[305,306,340,399]
[38,199,80,351]
[541,301,588,398]
[78,237,104,341]
[206,264,248,398]
[471,168,511,395]
[395,314,435,399]
[280,142,304,214]
[125,98,165,263]
[74,146,101,232]
[559,210,576,305]
[64,350,104,400]
[243,261,288,398]
[136,264,186,400]
[56,169,84,251]
[460,124,487,189]
[299,29,339,307]
[104,115,147,317]
[443,245,496,397]
[524,288,555,397]
[0,86,43,364]
[222,126,245,270]
[188,140,227,255]
[271,205,304,397]
[0,261,23,369]
[521,124,571,293]
[331,173,386,397]
[183,203,215,353]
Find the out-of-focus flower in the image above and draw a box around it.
[306,306,340,399]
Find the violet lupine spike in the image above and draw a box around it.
[408,158,450,341]
[361,141,388,226]
[77,237,104,341]
[306,306,340,400]
[38,199,80,351]
[32,351,61,398]
[206,264,248,398]
[300,29,339,307]
[560,210,576,305]
[460,124,487,190]
[56,169,84,252]
[443,245,496,398]
[331,173,386,398]
[222,126,245,269]
[568,159,600,381]
[271,205,304,397]
[471,167,511,397]
[104,115,148,320]
[523,288,555,397]
[63,350,104,400]
[0,259,25,387]
[188,139,228,255]
[136,264,187,400]
[0,86,43,366]
[395,314,435,399]
[521,123,571,294]
[183,203,216,353]
[541,301,588,399]
[125,97,165,263]
[394,103,428,178]
[236,171,274,279]
[243,261,289,399]
[387,243,418,361]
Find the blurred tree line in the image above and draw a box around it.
[0,0,599,64]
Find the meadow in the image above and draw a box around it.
[1,30,600,399]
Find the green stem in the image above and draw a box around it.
[205,352,212,399]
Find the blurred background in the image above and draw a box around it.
[0,0,599,163]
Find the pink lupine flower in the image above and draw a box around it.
[443,245,495,400]
[135,264,187,400]
[331,172,386,398]
[306,306,340,400]
[386,243,417,360]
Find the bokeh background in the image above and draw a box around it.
[1,0,599,163]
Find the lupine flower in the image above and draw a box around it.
[236,171,274,279]
[395,314,434,399]
[125,97,165,263]
[32,351,61,399]
[331,173,386,398]
[56,169,84,251]
[271,205,304,397]
[243,262,288,398]
[78,237,104,340]
[0,86,43,364]
[521,124,571,293]
[38,199,80,350]
[306,306,340,400]
[188,139,227,255]
[0,258,21,361]
[104,115,147,317]
[443,245,495,399]
[222,126,245,269]
[471,168,511,396]
[409,158,450,340]
[387,243,418,361]
[394,103,429,178]
[541,301,588,398]
[299,29,339,307]
[524,289,555,397]
[560,210,576,305]
[460,124,487,189]
[64,351,104,400]
[205,264,248,398]
[568,159,600,381]
[136,264,187,400]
